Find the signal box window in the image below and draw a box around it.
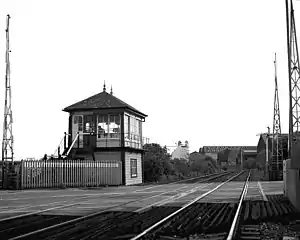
[130,158,137,178]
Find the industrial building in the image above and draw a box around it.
[171,141,189,161]
[199,146,257,167]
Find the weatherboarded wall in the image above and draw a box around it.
[125,152,142,185]
[94,152,121,161]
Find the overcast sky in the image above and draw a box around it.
[0,0,299,160]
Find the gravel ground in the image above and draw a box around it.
[260,221,300,240]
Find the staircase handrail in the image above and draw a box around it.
[65,132,79,157]
[53,136,65,157]
[53,132,70,158]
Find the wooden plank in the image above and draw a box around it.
[20,159,123,189]
[20,161,24,189]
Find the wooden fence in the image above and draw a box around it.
[20,159,123,189]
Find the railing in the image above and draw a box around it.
[65,132,80,157]
[20,159,123,189]
[53,132,70,158]
[53,132,150,159]
[97,132,149,145]
[71,132,150,149]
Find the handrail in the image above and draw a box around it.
[53,136,65,157]
[55,131,150,159]
[74,132,149,144]
[53,132,71,158]
[65,133,79,157]
[226,170,251,240]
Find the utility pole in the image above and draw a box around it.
[286,0,300,169]
[2,15,14,187]
[271,53,283,179]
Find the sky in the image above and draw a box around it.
[0,0,299,160]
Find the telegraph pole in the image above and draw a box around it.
[271,53,283,179]
[2,15,14,186]
[286,0,300,169]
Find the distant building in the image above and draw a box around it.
[171,141,190,161]
[256,133,288,166]
[257,133,288,156]
[199,145,257,164]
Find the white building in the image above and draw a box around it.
[171,141,190,160]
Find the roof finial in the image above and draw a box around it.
[110,85,113,95]
[103,80,106,92]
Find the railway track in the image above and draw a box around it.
[0,171,233,240]
[2,170,297,240]
[0,171,245,240]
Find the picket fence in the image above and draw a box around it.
[20,159,123,189]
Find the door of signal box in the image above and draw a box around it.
[83,115,96,150]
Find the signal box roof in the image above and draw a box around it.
[63,86,147,118]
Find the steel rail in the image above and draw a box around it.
[129,170,246,240]
[226,169,251,240]
[9,171,232,240]
[0,202,78,223]
[1,171,227,224]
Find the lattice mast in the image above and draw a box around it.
[2,15,14,163]
[286,0,300,159]
[271,53,283,171]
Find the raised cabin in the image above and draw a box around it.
[61,83,149,186]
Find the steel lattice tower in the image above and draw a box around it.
[2,15,14,165]
[286,0,300,163]
[271,53,283,172]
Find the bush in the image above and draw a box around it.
[143,143,218,183]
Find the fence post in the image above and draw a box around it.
[20,160,24,190]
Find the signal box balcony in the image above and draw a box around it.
[70,132,149,149]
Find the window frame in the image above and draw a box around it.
[107,114,121,139]
[130,158,138,178]
[73,115,83,132]
[97,114,121,139]
[124,114,142,142]
[83,115,95,133]
[124,114,130,140]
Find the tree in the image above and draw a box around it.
[188,153,218,174]
[188,152,205,172]
[143,143,172,182]
[205,155,217,169]
[172,158,191,176]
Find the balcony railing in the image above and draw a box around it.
[96,132,149,149]
[54,132,150,157]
